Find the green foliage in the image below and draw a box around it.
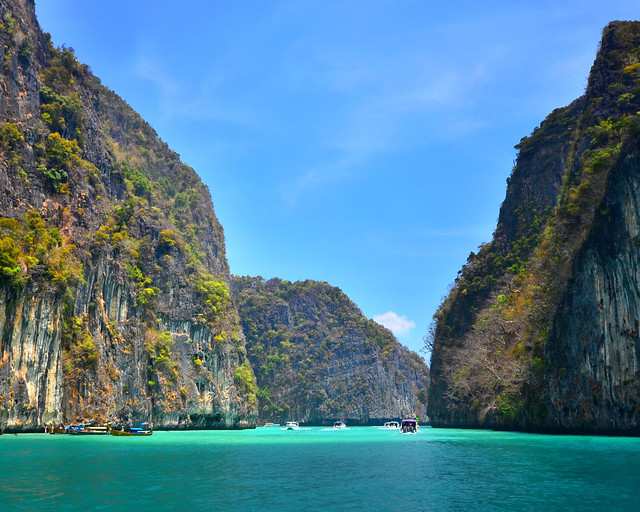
[234,364,257,401]
[193,274,231,317]
[0,211,82,287]
[41,165,68,193]
[0,232,21,280]
[46,132,82,170]
[0,122,25,167]
[158,229,184,254]
[125,262,158,305]
[113,200,135,228]
[62,316,99,376]
[40,86,84,141]
[41,45,85,94]
[145,330,179,384]
[119,161,151,197]
[496,393,523,421]
[2,13,17,37]
[18,38,32,66]
[158,177,177,197]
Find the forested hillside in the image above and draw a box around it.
[233,277,429,425]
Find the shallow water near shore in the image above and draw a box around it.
[1,426,639,511]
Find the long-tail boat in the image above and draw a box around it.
[109,422,153,436]
[66,423,110,435]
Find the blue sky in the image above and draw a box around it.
[35,1,639,357]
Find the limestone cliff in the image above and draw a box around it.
[0,0,256,431]
[232,277,429,425]
[428,21,640,435]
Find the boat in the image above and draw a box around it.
[262,422,280,428]
[283,421,300,430]
[109,422,153,436]
[382,421,399,429]
[333,421,346,429]
[400,419,418,433]
[46,425,67,434]
[66,423,110,435]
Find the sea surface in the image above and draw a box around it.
[1,426,639,511]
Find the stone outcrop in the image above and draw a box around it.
[428,21,640,435]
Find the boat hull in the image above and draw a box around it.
[67,427,110,435]
[110,429,152,436]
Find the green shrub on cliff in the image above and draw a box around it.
[193,274,231,317]
[0,211,82,287]
[40,85,84,141]
[62,316,99,375]
[0,122,24,166]
[234,364,257,403]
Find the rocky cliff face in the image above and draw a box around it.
[428,21,640,435]
[232,277,429,425]
[0,0,256,431]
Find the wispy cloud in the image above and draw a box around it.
[132,51,256,125]
[373,311,416,336]
[278,152,366,208]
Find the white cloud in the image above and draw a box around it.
[372,311,416,336]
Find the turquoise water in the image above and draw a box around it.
[1,426,639,511]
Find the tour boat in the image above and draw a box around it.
[333,421,346,429]
[283,421,300,430]
[109,422,153,436]
[400,419,418,433]
[66,423,110,435]
[262,422,280,428]
[382,421,399,429]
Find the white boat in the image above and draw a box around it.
[283,421,300,430]
[400,419,418,433]
[262,422,280,428]
[382,421,399,429]
[333,421,346,429]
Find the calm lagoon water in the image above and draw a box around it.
[1,426,639,511]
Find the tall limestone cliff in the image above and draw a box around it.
[428,21,640,435]
[232,277,429,425]
[0,0,256,431]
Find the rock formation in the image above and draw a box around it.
[0,0,255,431]
[233,277,429,425]
[428,21,640,435]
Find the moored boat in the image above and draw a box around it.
[333,421,346,429]
[109,422,153,436]
[67,423,110,435]
[283,421,300,430]
[46,425,67,434]
[263,422,280,428]
[382,421,399,429]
